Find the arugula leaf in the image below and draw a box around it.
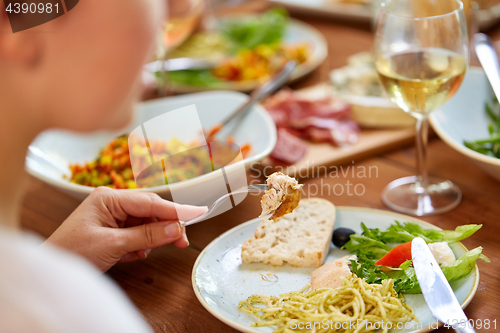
[399,259,413,270]
[349,258,421,293]
[388,268,421,294]
[350,257,388,285]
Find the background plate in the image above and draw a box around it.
[270,0,500,30]
[192,206,479,333]
[270,0,373,22]
[167,19,328,93]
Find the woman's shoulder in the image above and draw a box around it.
[0,227,151,333]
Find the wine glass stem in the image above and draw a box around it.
[415,117,429,189]
[159,52,170,97]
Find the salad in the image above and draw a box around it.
[339,221,489,293]
[68,135,214,189]
[67,129,251,189]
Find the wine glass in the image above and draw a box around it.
[374,0,469,216]
[157,0,205,95]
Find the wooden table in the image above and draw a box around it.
[20,2,500,332]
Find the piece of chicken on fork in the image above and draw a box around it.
[259,172,303,221]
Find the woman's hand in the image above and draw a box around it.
[44,187,207,272]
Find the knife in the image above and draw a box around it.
[412,237,476,333]
[475,33,500,102]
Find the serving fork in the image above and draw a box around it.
[180,184,269,227]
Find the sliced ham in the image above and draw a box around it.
[270,128,307,164]
[263,89,351,126]
[263,89,360,163]
[303,127,333,143]
[329,120,360,146]
[289,118,360,146]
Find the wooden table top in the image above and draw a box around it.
[20,1,500,332]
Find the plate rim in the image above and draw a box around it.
[191,206,480,333]
[269,0,373,21]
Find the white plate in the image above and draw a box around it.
[270,0,500,30]
[167,19,328,93]
[270,0,373,22]
[192,206,479,333]
[429,67,500,182]
[26,91,276,201]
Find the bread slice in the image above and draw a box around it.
[241,198,336,268]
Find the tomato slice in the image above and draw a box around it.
[375,242,412,267]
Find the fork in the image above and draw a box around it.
[180,184,269,227]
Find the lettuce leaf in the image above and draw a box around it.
[222,8,289,52]
[380,221,443,244]
[443,246,491,281]
[388,247,490,294]
[442,225,483,243]
[343,223,391,260]
[343,222,483,260]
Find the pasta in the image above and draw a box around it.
[238,274,417,333]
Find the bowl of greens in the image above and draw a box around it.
[149,9,328,93]
[430,67,500,182]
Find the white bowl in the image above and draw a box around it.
[430,67,500,182]
[26,91,277,202]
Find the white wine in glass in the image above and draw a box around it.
[163,0,204,50]
[374,0,469,216]
[377,48,467,116]
[157,0,204,95]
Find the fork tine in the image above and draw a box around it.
[180,184,268,227]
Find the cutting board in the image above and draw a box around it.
[256,84,416,179]
[259,127,415,179]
